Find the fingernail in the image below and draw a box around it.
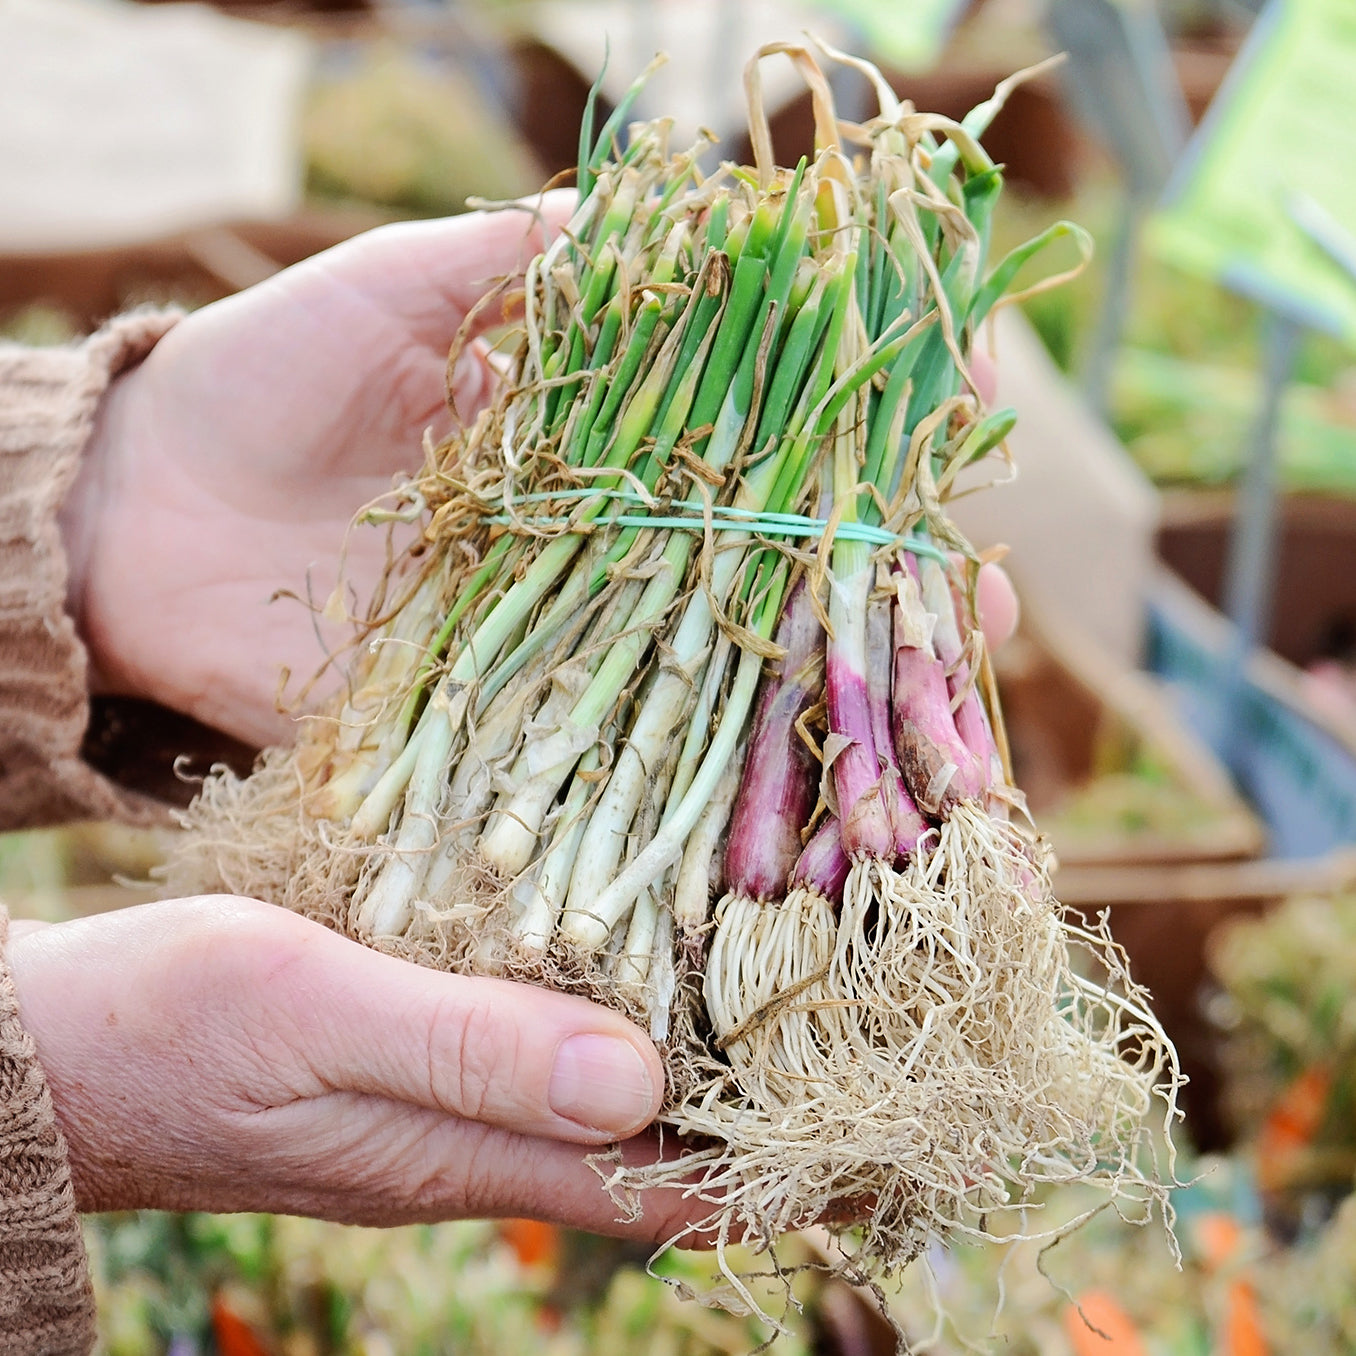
[549,1034,655,1135]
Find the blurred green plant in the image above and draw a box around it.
[303,41,543,217]
[0,303,81,346]
[1208,892,1356,1202]
[993,179,1356,495]
[86,1211,819,1355]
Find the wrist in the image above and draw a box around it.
[58,368,130,696]
[6,922,94,1208]
[55,310,183,703]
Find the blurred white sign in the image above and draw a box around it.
[0,0,312,252]
[524,0,847,151]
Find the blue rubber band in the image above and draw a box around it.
[479,488,948,559]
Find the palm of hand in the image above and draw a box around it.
[71,213,553,748]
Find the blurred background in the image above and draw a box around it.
[5,0,1356,1350]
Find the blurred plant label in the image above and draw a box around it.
[810,0,968,71]
[1148,0,1356,347]
[0,0,311,252]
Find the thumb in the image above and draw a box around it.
[317,188,579,354]
[259,910,665,1144]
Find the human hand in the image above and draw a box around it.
[61,202,569,750]
[8,896,691,1237]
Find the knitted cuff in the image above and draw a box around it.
[0,911,94,1355]
[0,311,181,830]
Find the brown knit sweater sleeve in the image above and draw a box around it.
[0,912,93,1355]
[0,311,181,830]
[0,312,181,1354]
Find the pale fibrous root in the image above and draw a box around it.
[639,811,1180,1294]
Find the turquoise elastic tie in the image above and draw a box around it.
[480,488,948,560]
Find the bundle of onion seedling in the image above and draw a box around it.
[169,40,1180,1310]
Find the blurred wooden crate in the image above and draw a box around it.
[999,603,1264,870]
[1060,849,1356,1150]
[1150,517,1356,859]
[1158,489,1356,676]
[1129,544,1356,1146]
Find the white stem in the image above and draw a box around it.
[512,748,600,950]
[338,566,449,744]
[566,640,764,947]
[479,717,598,875]
[664,632,734,813]
[616,884,660,987]
[470,570,650,875]
[417,832,464,912]
[648,907,676,1043]
[354,688,461,935]
[346,730,422,840]
[445,650,553,818]
[558,548,749,948]
[310,572,452,821]
[309,722,404,824]
[353,855,420,938]
[673,755,741,932]
[562,636,708,926]
[349,680,468,840]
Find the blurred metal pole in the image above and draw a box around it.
[1078,200,1143,424]
[1219,310,1301,772]
[1288,190,1356,291]
[1046,0,1191,421]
